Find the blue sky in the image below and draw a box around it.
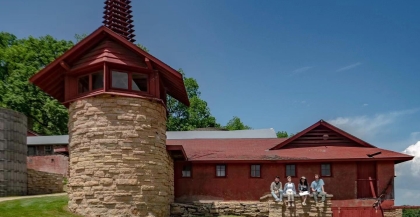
[1,0,420,205]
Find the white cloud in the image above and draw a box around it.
[291,66,313,74]
[395,141,420,205]
[336,62,362,72]
[328,109,418,139]
[363,103,369,107]
[398,141,420,177]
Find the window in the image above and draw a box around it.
[77,71,104,94]
[182,165,192,177]
[286,164,296,177]
[111,70,148,92]
[27,146,36,156]
[321,163,331,176]
[45,146,53,155]
[92,72,104,90]
[78,75,89,94]
[132,73,148,92]
[251,164,261,177]
[216,165,226,177]
[112,71,129,89]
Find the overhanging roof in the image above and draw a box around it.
[29,26,189,106]
[167,139,413,163]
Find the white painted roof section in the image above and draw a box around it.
[27,128,277,145]
[166,128,277,139]
[27,135,69,145]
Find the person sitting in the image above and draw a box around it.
[284,176,297,208]
[270,176,283,203]
[311,174,326,205]
[298,176,310,205]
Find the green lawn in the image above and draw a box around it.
[0,195,80,217]
[0,195,244,217]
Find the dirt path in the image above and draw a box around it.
[0,193,67,203]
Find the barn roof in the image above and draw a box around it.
[167,138,413,163]
[29,26,189,106]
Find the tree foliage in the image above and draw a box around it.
[403,208,420,217]
[223,116,251,131]
[276,131,288,138]
[0,32,74,135]
[166,69,219,131]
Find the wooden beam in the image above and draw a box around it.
[60,61,70,71]
[369,177,377,198]
[145,58,153,70]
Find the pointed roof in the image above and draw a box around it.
[29,26,189,106]
[270,119,375,150]
[103,0,136,42]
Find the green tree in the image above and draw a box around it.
[166,69,219,131]
[0,32,74,135]
[224,116,251,131]
[74,33,87,43]
[403,208,420,217]
[276,131,288,138]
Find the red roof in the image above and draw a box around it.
[167,138,413,163]
[29,26,189,106]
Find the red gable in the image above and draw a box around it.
[29,26,189,106]
[270,119,375,150]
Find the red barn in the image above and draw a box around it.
[170,120,413,214]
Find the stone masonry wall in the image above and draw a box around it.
[67,95,171,217]
[383,208,402,217]
[0,107,27,197]
[171,195,333,217]
[27,169,64,195]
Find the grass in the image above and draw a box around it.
[0,196,244,217]
[0,195,80,217]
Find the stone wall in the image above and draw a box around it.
[27,169,64,195]
[171,195,333,217]
[383,208,402,217]
[0,107,27,197]
[67,95,172,217]
[27,155,69,176]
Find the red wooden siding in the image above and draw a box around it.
[357,162,377,198]
[71,39,147,71]
[174,161,395,203]
[281,125,361,149]
[332,207,383,217]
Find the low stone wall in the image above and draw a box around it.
[383,208,402,217]
[171,195,333,217]
[27,169,64,195]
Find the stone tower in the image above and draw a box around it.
[0,108,27,197]
[29,2,190,216]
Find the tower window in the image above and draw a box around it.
[92,72,104,90]
[112,71,129,89]
[77,71,104,94]
[111,70,148,92]
[78,75,89,94]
